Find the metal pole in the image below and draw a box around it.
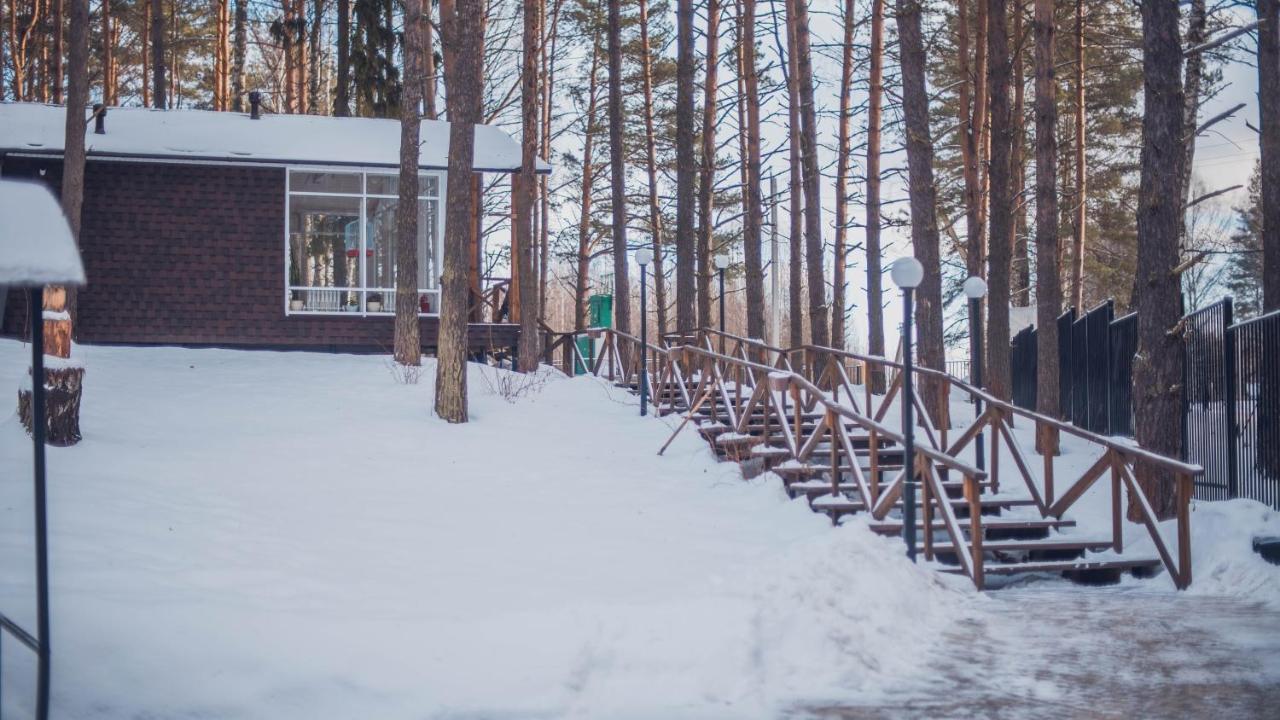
[971,296,985,471]
[902,288,917,563]
[30,287,51,720]
[640,268,649,416]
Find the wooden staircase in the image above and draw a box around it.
[575,327,1200,591]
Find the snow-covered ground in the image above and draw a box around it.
[1,340,1278,719]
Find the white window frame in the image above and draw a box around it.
[284,165,447,317]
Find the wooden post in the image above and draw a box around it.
[869,425,880,502]
[1041,421,1056,508]
[1111,453,1124,553]
[1177,471,1192,589]
[990,410,1001,495]
[967,472,984,590]
[828,409,840,497]
[921,456,934,561]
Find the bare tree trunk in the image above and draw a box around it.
[896,0,945,424]
[986,0,1012,400]
[232,0,246,110]
[51,0,61,103]
[515,0,542,370]
[865,0,886,391]
[575,43,602,331]
[143,0,150,107]
[538,0,562,324]
[423,0,437,119]
[102,0,115,104]
[436,0,481,423]
[832,0,854,350]
[1011,0,1029,307]
[696,0,720,330]
[740,0,764,342]
[1068,0,1086,311]
[959,0,990,279]
[394,0,424,367]
[335,0,351,116]
[1132,0,1184,520]
[0,0,5,102]
[791,0,829,349]
[1033,0,1060,420]
[605,0,632,336]
[309,0,324,113]
[785,5,803,348]
[150,0,165,108]
[675,0,696,332]
[639,0,669,336]
[1263,0,1280,312]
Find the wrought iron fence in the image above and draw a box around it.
[1009,297,1280,509]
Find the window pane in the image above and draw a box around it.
[368,173,441,198]
[289,194,361,310]
[364,197,440,291]
[289,170,361,194]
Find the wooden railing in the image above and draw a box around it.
[469,277,512,323]
[542,326,1203,590]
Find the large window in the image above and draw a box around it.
[286,169,443,315]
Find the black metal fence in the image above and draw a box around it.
[1009,297,1280,509]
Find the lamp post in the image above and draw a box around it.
[636,248,653,416]
[963,276,988,471]
[891,257,924,563]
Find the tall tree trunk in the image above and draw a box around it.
[865,0,886,392]
[150,0,165,108]
[697,0,720,330]
[102,0,114,104]
[51,0,61,103]
[675,0,696,331]
[1263,0,1280,312]
[639,0,669,337]
[574,43,602,332]
[896,0,945,423]
[423,0,437,118]
[309,0,323,113]
[785,4,803,348]
[1132,0,1184,520]
[1068,0,1086,311]
[394,0,424,367]
[986,0,1012,400]
[1033,0,1060,420]
[143,0,150,107]
[284,0,296,112]
[959,0,990,279]
[0,0,5,102]
[831,0,853,350]
[436,0,481,423]
[516,0,542,370]
[335,0,350,115]
[605,0,632,336]
[740,0,764,342]
[791,0,829,349]
[232,0,246,110]
[1179,0,1206,253]
[1010,0,1029,307]
[538,0,562,324]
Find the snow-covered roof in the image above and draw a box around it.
[0,179,87,286]
[0,103,549,174]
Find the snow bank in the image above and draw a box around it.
[1182,500,1280,608]
[0,179,86,286]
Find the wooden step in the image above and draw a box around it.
[809,494,1038,515]
[929,538,1116,564]
[938,557,1163,585]
[866,518,1077,540]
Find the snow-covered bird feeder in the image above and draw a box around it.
[0,178,86,720]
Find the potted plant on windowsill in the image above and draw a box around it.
[367,292,384,313]
[289,265,305,312]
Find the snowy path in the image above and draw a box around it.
[795,588,1280,719]
[1,341,1278,719]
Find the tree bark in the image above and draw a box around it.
[959,0,989,280]
[1264,0,1280,312]
[232,0,246,111]
[791,0,829,349]
[895,0,945,423]
[785,3,803,348]
[986,0,1012,400]
[675,0,697,332]
[394,0,424,367]
[150,0,165,108]
[740,0,765,342]
[1179,0,1206,245]
[832,0,854,350]
[335,0,350,115]
[865,0,886,392]
[1068,0,1086,311]
[102,0,115,105]
[1033,0,1060,420]
[436,0,481,423]
[423,0,437,119]
[696,0,720,330]
[639,0,669,336]
[51,0,61,103]
[516,0,543,370]
[575,42,602,331]
[1132,0,1185,520]
[605,0,632,337]
[1010,0,1029,307]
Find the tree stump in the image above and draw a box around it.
[19,366,86,446]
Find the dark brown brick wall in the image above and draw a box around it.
[1,156,516,352]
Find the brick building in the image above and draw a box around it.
[0,102,546,353]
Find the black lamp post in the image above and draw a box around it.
[891,257,924,563]
[637,247,653,416]
[963,276,988,471]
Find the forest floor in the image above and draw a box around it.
[1,340,1277,719]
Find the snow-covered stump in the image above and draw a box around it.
[18,287,85,446]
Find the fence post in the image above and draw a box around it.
[1224,298,1239,498]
